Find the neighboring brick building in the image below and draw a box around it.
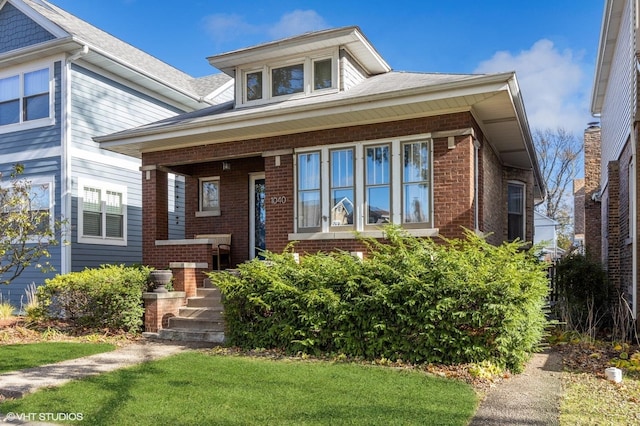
[97,27,545,272]
[590,0,638,326]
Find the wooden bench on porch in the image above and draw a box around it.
[195,234,232,270]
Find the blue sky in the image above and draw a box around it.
[52,0,604,138]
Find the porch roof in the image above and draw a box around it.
[96,70,544,199]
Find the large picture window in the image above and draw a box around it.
[507,182,525,241]
[272,64,304,96]
[78,180,127,246]
[0,67,50,127]
[295,137,433,235]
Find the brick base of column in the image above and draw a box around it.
[142,291,186,333]
[170,262,208,299]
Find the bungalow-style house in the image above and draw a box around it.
[97,26,545,275]
[0,0,231,306]
[589,0,639,327]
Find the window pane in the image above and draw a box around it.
[507,183,524,241]
[0,100,20,125]
[83,187,101,212]
[367,186,390,224]
[298,191,321,228]
[314,59,332,90]
[201,181,219,211]
[24,93,49,121]
[404,184,429,223]
[331,149,354,226]
[83,211,101,236]
[106,214,123,238]
[0,76,19,102]
[272,64,304,96]
[366,146,390,185]
[297,152,320,229]
[403,142,429,182]
[24,69,48,96]
[298,152,320,191]
[507,184,523,214]
[246,71,263,101]
[105,191,122,214]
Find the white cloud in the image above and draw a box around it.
[203,10,328,47]
[202,13,260,45]
[267,10,329,39]
[474,39,591,137]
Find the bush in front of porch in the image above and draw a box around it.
[210,226,549,373]
[30,264,152,332]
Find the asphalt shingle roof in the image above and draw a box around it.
[20,0,229,97]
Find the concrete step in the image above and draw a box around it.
[196,287,222,298]
[178,307,224,320]
[167,316,225,331]
[157,329,225,344]
[186,296,223,308]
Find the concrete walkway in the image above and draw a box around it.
[0,341,189,400]
[470,349,564,425]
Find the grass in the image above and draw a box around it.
[0,302,15,320]
[560,372,640,425]
[0,351,477,425]
[0,342,115,373]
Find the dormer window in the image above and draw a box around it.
[239,50,338,105]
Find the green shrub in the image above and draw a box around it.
[553,253,612,336]
[210,226,549,372]
[33,264,151,332]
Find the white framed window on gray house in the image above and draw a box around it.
[196,177,220,217]
[0,65,52,132]
[77,179,127,246]
[1,176,55,240]
[294,136,433,237]
[507,181,525,241]
[241,50,338,105]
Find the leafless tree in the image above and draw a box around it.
[533,128,583,246]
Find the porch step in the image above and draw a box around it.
[157,328,225,344]
[148,284,227,344]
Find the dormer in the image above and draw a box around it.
[207,26,391,108]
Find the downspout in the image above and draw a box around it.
[61,45,89,273]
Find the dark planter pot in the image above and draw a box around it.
[149,270,173,293]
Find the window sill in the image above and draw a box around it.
[289,228,439,241]
[78,236,127,246]
[195,210,220,217]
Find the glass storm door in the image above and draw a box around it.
[250,173,266,259]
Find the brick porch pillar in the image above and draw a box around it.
[142,165,168,267]
[142,291,186,333]
[170,262,208,298]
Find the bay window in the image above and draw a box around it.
[295,137,433,236]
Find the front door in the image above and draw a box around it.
[249,173,266,259]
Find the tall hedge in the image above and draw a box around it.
[33,264,151,332]
[210,227,549,372]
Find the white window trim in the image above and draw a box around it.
[507,180,526,241]
[196,176,220,217]
[77,178,127,246]
[0,175,55,243]
[291,134,436,240]
[0,62,55,135]
[239,48,339,106]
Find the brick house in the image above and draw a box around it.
[97,27,544,274]
[589,0,638,326]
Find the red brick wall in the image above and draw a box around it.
[584,126,602,261]
[142,112,534,262]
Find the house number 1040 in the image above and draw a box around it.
[271,196,287,204]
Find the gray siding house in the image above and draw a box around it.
[0,0,231,306]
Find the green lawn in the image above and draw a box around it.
[0,342,115,373]
[0,352,478,425]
